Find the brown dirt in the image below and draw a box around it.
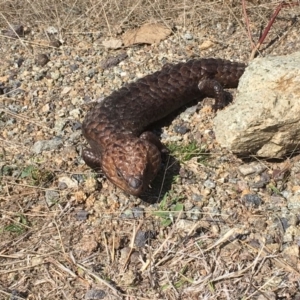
[1,1,300,299]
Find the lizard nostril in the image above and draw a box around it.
[128,176,142,190]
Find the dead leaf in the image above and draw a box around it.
[102,38,122,49]
[122,23,171,46]
[199,40,215,50]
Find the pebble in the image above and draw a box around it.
[238,163,267,176]
[46,26,58,34]
[50,70,61,80]
[281,190,291,199]
[241,194,262,207]
[54,119,67,133]
[186,207,201,220]
[71,173,85,184]
[134,230,156,247]
[204,179,216,189]
[70,64,79,72]
[45,189,60,206]
[191,193,203,202]
[132,207,144,218]
[31,138,63,154]
[75,210,89,221]
[287,193,300,211]
[176,219,195,232]
[69,108,81,118]
[180,105,197,121]
[283,225,300,243]
[58,176,78,189]
[174,124,189,134]
[3,24,24,38]
[183,32,193,40]
[35,54,49,67]
[121,209,134,219]
[85,289,106,300]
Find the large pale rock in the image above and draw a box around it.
[214,52,300,158]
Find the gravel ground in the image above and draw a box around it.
[1,1,300,299]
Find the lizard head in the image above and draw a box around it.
[101,137,161,196]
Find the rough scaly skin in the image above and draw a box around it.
[82,58,246,196]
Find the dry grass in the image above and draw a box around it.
[1,0,300,299]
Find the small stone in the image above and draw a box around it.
[41,104,50,113]
[249,180,266,189]
[203,179,216,189]
[54,118,67,133]
[50,70,61,80]
[238,163,267,176]
[176,219,195,232]
[120,247,131,261]
[3,24,24,38]
[58,176,78,189]
[202,188,211,196]
[186,207,201,220]
[132,207,144,218]
[287,193,300,211]
[70,121,82,131]
[134,230,156,247]
[276,217,289,231]
[50,39,62,48]
[34,71,47,81]
[70,64,79,72]
[269,196,286,207]
[16,57,24,67]
[46,26,58,34]
[87,68,97,78]
[285,226,300,242]
[226,22,235,34]
[84,177,98,193]
[74,190,87,203]
[183,33,193,40]
[241,194,262,207]
[192,194,203,201]
[75,210,89,221]
[45,189,60,206]
[121,209,134,219]
[31,138,63,154]
[69,108,80,118]
[237,180,249,191]
[36,54,49,67]
[174,124,189,135]
[180,105,197,121]
[85,289,106,300]
[281,190,292,199]
[130,251,140,264]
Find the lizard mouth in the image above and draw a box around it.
[123,175,145,196]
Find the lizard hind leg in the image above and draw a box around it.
[198,78,233,110]
[139,131,168,153]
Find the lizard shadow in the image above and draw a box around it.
[139,92,235,204]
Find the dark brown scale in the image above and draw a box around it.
[82,58,246,196]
